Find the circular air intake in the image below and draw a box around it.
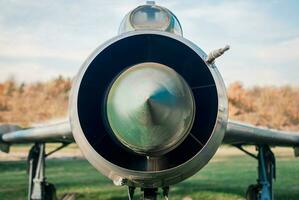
[70,31,228,187]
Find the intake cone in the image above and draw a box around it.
[106,62,195,156]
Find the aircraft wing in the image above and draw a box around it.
[223,120,299,147]
[0,121,73,152]
[1,118,299,200]
[2,119,299,151]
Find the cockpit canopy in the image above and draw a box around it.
[118,1,183,36]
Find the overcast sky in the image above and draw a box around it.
[0,0,298,86]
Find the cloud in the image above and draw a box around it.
[166,1,299,86]
[0,0,298,86]
[257,37,299,64]
[0,30,89,62]
[0,62,75,83]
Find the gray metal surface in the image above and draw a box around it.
[70,30,228,188]
[106,62,195,156]
[206,45,230,64]
[223,120,299,147]
[0,121,73,144]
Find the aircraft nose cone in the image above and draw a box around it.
[106,62,195,156]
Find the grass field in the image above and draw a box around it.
[0,146,299,200]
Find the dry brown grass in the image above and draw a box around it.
[0,76,71,126]
[228,82,299,131]
[0,77,298,131]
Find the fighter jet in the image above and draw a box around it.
[0,1,298,200]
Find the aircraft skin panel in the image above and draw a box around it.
[0,121,73,146]
[1,119,299,150]
[223,120,299,147]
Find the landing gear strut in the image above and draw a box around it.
[237,145,276,200]
[27,143,69,200]
[128,186,169,200]
[27,143,56,200]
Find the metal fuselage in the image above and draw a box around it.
[70,3,228,188]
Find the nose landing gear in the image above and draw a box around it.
[128,186,169,200]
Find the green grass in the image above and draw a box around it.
[1,149,299,200]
